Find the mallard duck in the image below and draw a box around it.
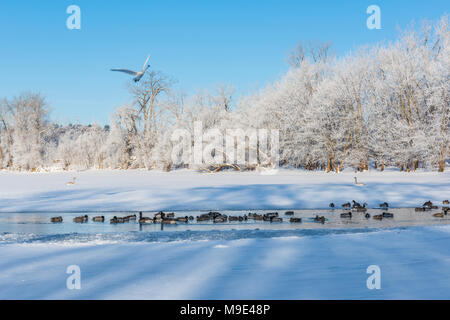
[329,203,335,208]
[110,216,120,224]
[382,212,394,218]
[176,216,189,223]
[340,212,352,218]
[285,211,294,215]
[213,216,227,223]
[270,217,283,222]
[73,215,88,223]
[433,212,444,218]
[92,216,105,222]
[127,214,137,220]
[342,202,351,208]
[166,212,175,218]
[162,218,177,224]
[379,202,389,208]
[373,214,383,220]
[196,215,210,222]
[51,216,63,223]
[443,200,449,205]
[290,217,302,223]
[365,213,371,219]
[314,215,325,223]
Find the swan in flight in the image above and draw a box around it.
[111,54,151,82]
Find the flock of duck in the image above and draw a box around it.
[49,200,449,225]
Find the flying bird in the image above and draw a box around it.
[111,54,151,82]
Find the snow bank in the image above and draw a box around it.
[0,169,449,212]
[1,225,449,299]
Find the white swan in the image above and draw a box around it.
[354,177,366,186]
[111,54,150,82]
[66,177,76,186]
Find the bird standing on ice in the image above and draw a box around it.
[111,54,151,82]
[66,177,76,186]
[354,177,366,186]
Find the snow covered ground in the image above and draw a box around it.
[1,169,449,299]
[1,225,450,299]
[0,169,449,212]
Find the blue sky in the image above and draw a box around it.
[0,0,448,125]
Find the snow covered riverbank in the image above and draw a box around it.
[1,225,450,299]
[0,169,449,212]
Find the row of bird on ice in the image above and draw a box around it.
[50,199,450,225]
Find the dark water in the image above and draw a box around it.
[0,208,449,243]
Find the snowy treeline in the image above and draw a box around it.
[0,17,448,172]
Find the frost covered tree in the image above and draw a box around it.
[0,16,448,172]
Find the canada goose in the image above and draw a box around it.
[73,215,88,223]
[352,200,362,208]
[423,201,433,208]
[342,202,351,208]
[189,216,194,221]
[290,217,302,223]
[111,54,151,82]
[373,214,383,220]
[139,217,153,224]
[66,177,76,186]
[154,211,165,219]
[444,200,449,205]
[433,212,444,218]
[285,211,294,215]
[354,205,367,212]
[340,212,352,218]
[92,216,105,222]
[50,216,63,223]
[365,213,371,219]
[354,177,366,186]
[329,203,335,208]
[443,207,449,214]
[382,212,394,218]
[379,202,389,208]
